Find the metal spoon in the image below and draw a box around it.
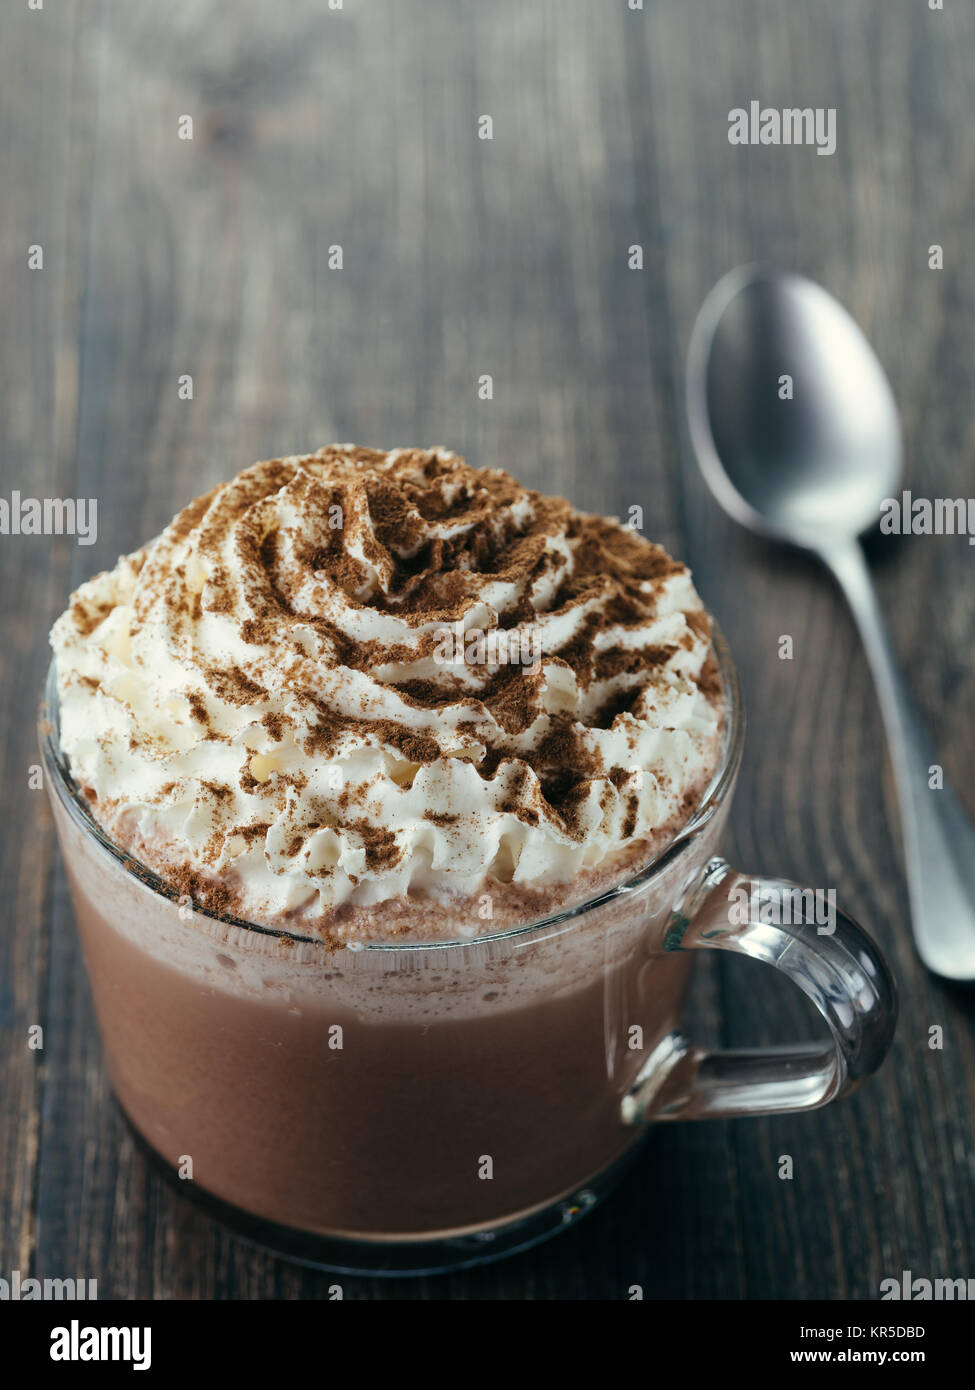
[686,263,975,981]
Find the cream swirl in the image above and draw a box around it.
[51,446,723,932]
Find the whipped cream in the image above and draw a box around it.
[51,446,723,932]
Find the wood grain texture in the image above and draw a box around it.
[0,0,91,1287]
[1,0,973,1300]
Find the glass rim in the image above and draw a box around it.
[39,626,743,954]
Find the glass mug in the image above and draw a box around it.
[40,631,896,1274]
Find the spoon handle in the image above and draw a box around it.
[819,540,975,979]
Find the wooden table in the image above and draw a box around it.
[3,0,974,1300]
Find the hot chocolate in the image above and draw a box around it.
[45,445,741,1262]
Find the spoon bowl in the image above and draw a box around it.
[687,265,902,547]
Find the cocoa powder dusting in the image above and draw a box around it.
[55,444,724,938]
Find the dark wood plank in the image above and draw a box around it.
[640,0,975,1299]
[0,0,90,1285]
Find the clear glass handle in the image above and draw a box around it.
[623,857,898,1123]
